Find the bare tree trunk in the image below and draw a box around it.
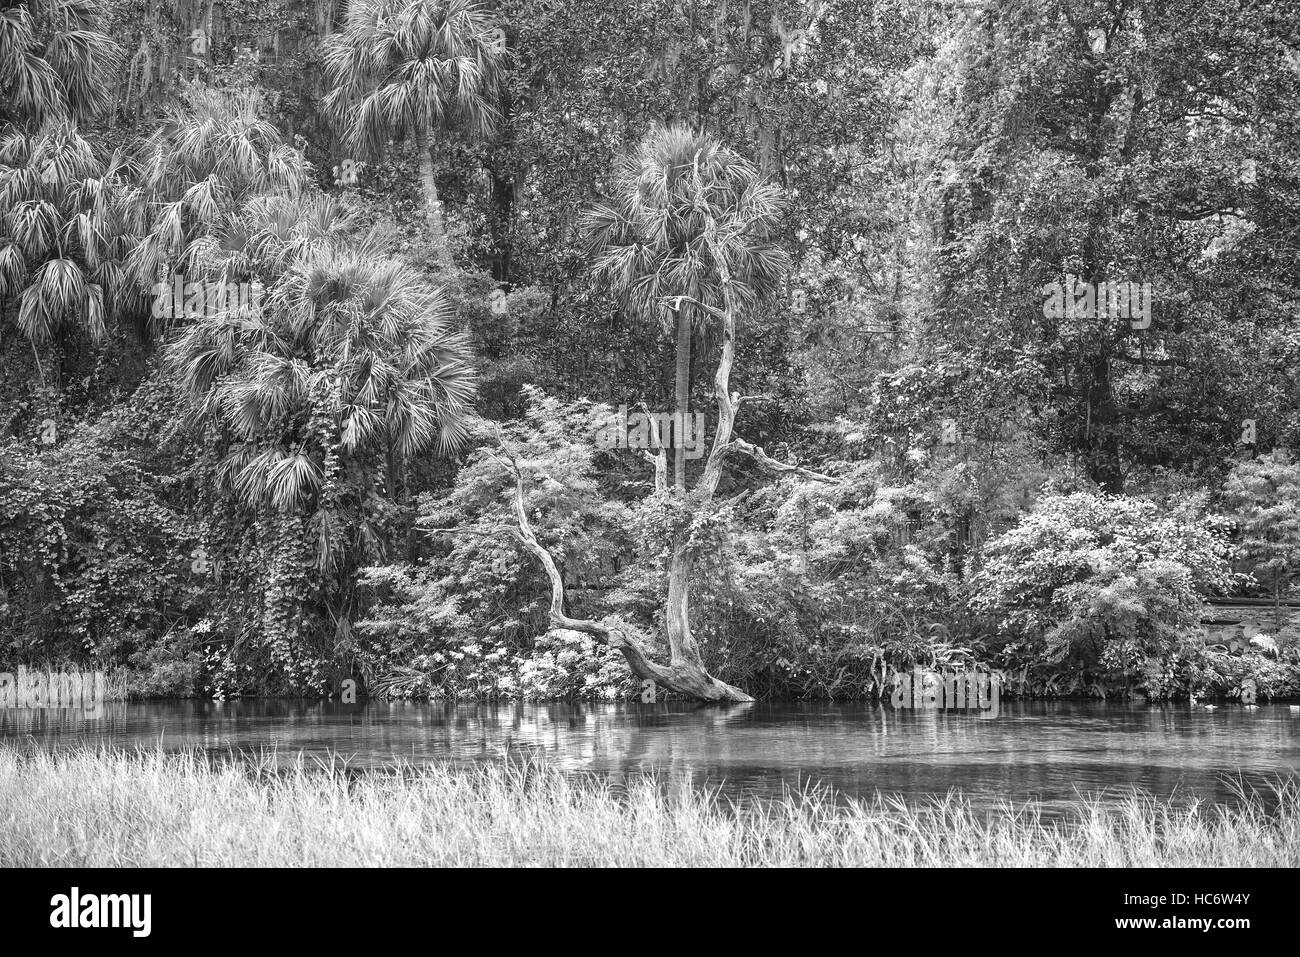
[489,219,835,703]
[416,126,452,269]
[499,449,751,702]
[492,256,832,701]
[641,403,669,492]
[659,220,837,698]
[662,220,740,685]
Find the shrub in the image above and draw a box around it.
[0,386,202,669]
[970,492,1239,697]
[355,389,637,698]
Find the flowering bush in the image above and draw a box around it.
[511,629,633,700]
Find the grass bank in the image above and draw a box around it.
[0,746,1296,866]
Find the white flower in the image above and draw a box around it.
[1250,634,1279,656]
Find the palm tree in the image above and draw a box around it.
[322,0,503,266]
[583,125,788,489]
[126,85,309,302]
[0,122,136,365]
[0,0,120,129]
[0,1,129,376]
[168,192,476,665]
[168,194,476,524]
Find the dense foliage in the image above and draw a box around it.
[2,0,1298,701]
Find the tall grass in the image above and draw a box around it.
[0,745,1296,866]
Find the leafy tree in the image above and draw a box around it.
[970,492,1238,696]
[358,388,637,699]
[1221,450,1300,627]
[476,128,798,702]
[927,0,1300,491]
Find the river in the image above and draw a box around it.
[2,699,1296,814]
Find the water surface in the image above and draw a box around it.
[2,700,1296,813]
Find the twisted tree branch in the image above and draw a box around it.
[477,434,751,702]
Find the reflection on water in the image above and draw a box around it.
[2,699,1297,813]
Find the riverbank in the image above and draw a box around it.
[1,746,1296,866]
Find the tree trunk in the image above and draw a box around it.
[502,453,751,702]
[654,220,833,699]
[640,403,668,492]
[415,127,452,269]
[488,165,513,283]
[495,219,838,704]
[673,307,691,489]
[384,447,402,503]
[1084,353,1124,492]
[661,220,745,692]
[655,223,837,694]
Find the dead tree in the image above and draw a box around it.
[481,217,835,703]
[495,446,752,702]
